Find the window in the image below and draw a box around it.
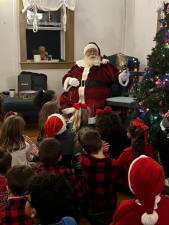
[26,9,63,60]
[19,0,74,69]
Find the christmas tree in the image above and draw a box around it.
[136,3,169,128]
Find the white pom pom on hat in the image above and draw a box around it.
[141,211,158,225]
[128,155,165,225]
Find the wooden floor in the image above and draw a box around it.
[24,124,39,143]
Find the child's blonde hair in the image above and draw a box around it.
[71,107,88,131]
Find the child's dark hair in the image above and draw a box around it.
[7,165,34,196]
[0,148,12,174]
[38,101,59,141]
[33,90,56,110]
[39,138,61,166]
[128,125,145,154]
[96,112,122,137]
[28,173,74,224]
[77,127,102,154]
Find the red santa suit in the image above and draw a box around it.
[60,43,130,117]
[60,59,119,116]
[111,155,169,225]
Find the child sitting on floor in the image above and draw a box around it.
[0,165,33,225]
[0,115,38,166]
[117,118,156,193]
[95,106,129,158]
[0,149,12,208]
[77,126,118,225]
[44,113,75,168]
[35,138,83,206]
[37,101,60,146]
[25,173,77,225]
[111,155,169,225]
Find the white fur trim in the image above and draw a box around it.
[76,60,87,68]
[154,195,161,210]
[160,120,165,131]
[102,58,109,64]
[165,178,169,187]
[128,155,147,194]
[88,117,96,124]
[63,77,71,92]
[76,59,108,67]
[62,107,75,115]
[48,113,67,135]
[141,211,158,225]
[78,86,85,103]
[82,67,90,80]
[135,195,161,209]
[83,44,98,55]
[78,67,90,103]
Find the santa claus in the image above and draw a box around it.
[60,42,129,117]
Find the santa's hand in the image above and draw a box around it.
[118,70,129,87]
[69,78,80,87]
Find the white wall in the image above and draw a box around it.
[124,0,158,70]
[0,0,158,94]
[75,0,126,58]
[0,0,19,91]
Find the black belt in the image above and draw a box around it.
[80,80,112,88]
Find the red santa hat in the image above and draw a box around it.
[128,155,165,225]
[83,42,101,56]
[44,113,67,138]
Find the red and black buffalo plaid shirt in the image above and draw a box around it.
[0,196,32,225]
[35,164,83,200]
[0,176,8,209]
[80,154,118,213]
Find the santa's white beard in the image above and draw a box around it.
[84,56,101,67]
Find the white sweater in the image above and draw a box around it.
[11,141,32,166]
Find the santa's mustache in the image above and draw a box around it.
[84,56,101,66]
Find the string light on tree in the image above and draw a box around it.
[134,2,169,140]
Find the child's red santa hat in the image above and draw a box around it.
[128,155,164,225]
[44,113,67,138]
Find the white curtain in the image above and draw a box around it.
[22,0,76,32]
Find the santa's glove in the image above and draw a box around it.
[69,78,80,87]
[118,69,130,87]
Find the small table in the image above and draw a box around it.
[106,96,136,108]
[106,96,137,121]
